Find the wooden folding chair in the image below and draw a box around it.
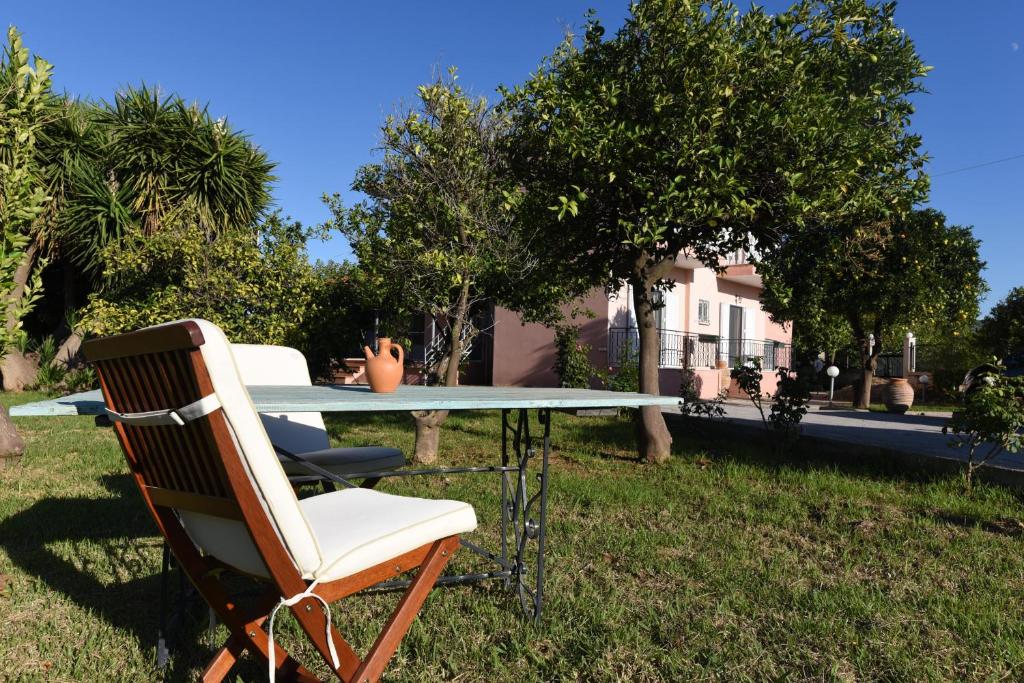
[84,319,477,682]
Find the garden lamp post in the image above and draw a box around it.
[827,365,840,407]
[919,373,930,405]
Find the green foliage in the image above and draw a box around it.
[1,28,276,365]
[0,27,51,354]
[914,324,991,401]
[330,69,577,387]
[761,209,986,405]
[83,213,319,346]
[31,335,64,390]
[978,287,1024,364]
[606,340,639,394]
[731,359,810,450]
[678,370,726,419]
[503,0,931,457]
[553,324,600,389]
[297,260,407,382]
[770,366,811,441]
[731,359,769,418]
[63,366,97,393]
[504,0,929,291]
[944,369,1024,491]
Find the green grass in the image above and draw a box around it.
[869,403,959,414]
[2,392,1024,681]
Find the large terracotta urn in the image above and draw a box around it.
[883,377,914,414]
[363,338,404,393]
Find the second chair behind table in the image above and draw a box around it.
[231,344,406,490]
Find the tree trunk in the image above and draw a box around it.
[0,405,26,468]
[5,240,39,332]
[412,409,449,464]
[855,337,880,410]
[55,332,82,369]
[412,280,473,464]
[1,351,38,392]
[631,279,672,464]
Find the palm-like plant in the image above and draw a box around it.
[15,79,276,366]
[50,84,275,274]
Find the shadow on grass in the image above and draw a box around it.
[0,473,213,681]
[928,511,1024,538]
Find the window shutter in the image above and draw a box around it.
[742,307,754,362]
[719,303,730,363]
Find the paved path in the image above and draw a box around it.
[666,401,1024,472]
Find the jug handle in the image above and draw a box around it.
[392,343,404,365]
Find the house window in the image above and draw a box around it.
[697,299,710,325]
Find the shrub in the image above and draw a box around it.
[769,366,811,447]
[83,213,320,348]
[944,368,1024,492]
[679,369,725,419]
[606,339,639,394]
[731,358,810,452]
[553,324,599,389]
[32,336,66,391]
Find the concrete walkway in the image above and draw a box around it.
[666,401,1024,473]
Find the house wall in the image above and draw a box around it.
[491,261,791,395]
[491,289,610,387]
[686,269,790,343]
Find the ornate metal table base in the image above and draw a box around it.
[501,408,550,621]
[352,408,552,622]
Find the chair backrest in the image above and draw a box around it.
[231,344,330,454]
[83,319,323,579]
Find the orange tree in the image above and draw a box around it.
[503,0,930,462]
[760,209,985,408]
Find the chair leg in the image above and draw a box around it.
[349,536,458,683]
[154,510,320,682]
[157,542,171,670]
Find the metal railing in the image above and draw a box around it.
[608,327,792,370]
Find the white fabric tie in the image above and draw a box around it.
[266,579,340,681]
[105,393,222,427]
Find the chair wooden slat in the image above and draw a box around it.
[146,486,243,520]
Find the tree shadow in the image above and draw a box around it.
[927,511,1024,538]
[0,473,220,680]
[663,414,968,489]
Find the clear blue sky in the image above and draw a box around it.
[6,1,1021,313]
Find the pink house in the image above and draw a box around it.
[484,249,792,398]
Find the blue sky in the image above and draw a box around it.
[6,1,1021,312]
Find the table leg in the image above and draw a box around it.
[501,408,551,623]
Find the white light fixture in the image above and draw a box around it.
[826,365,840,407]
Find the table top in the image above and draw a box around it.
[9,384,680,417]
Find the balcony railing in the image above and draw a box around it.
[608,327,792,371]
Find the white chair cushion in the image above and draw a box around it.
[181,321,323,576]
[280,446,406,477]
[301,488,477,581]
[231,344,330,454]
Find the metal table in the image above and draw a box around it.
[12,384,678,622]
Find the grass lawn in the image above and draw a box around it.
[2,392,1024,681]
[869,403,959,414]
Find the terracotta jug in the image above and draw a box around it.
[363,338,404,393]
